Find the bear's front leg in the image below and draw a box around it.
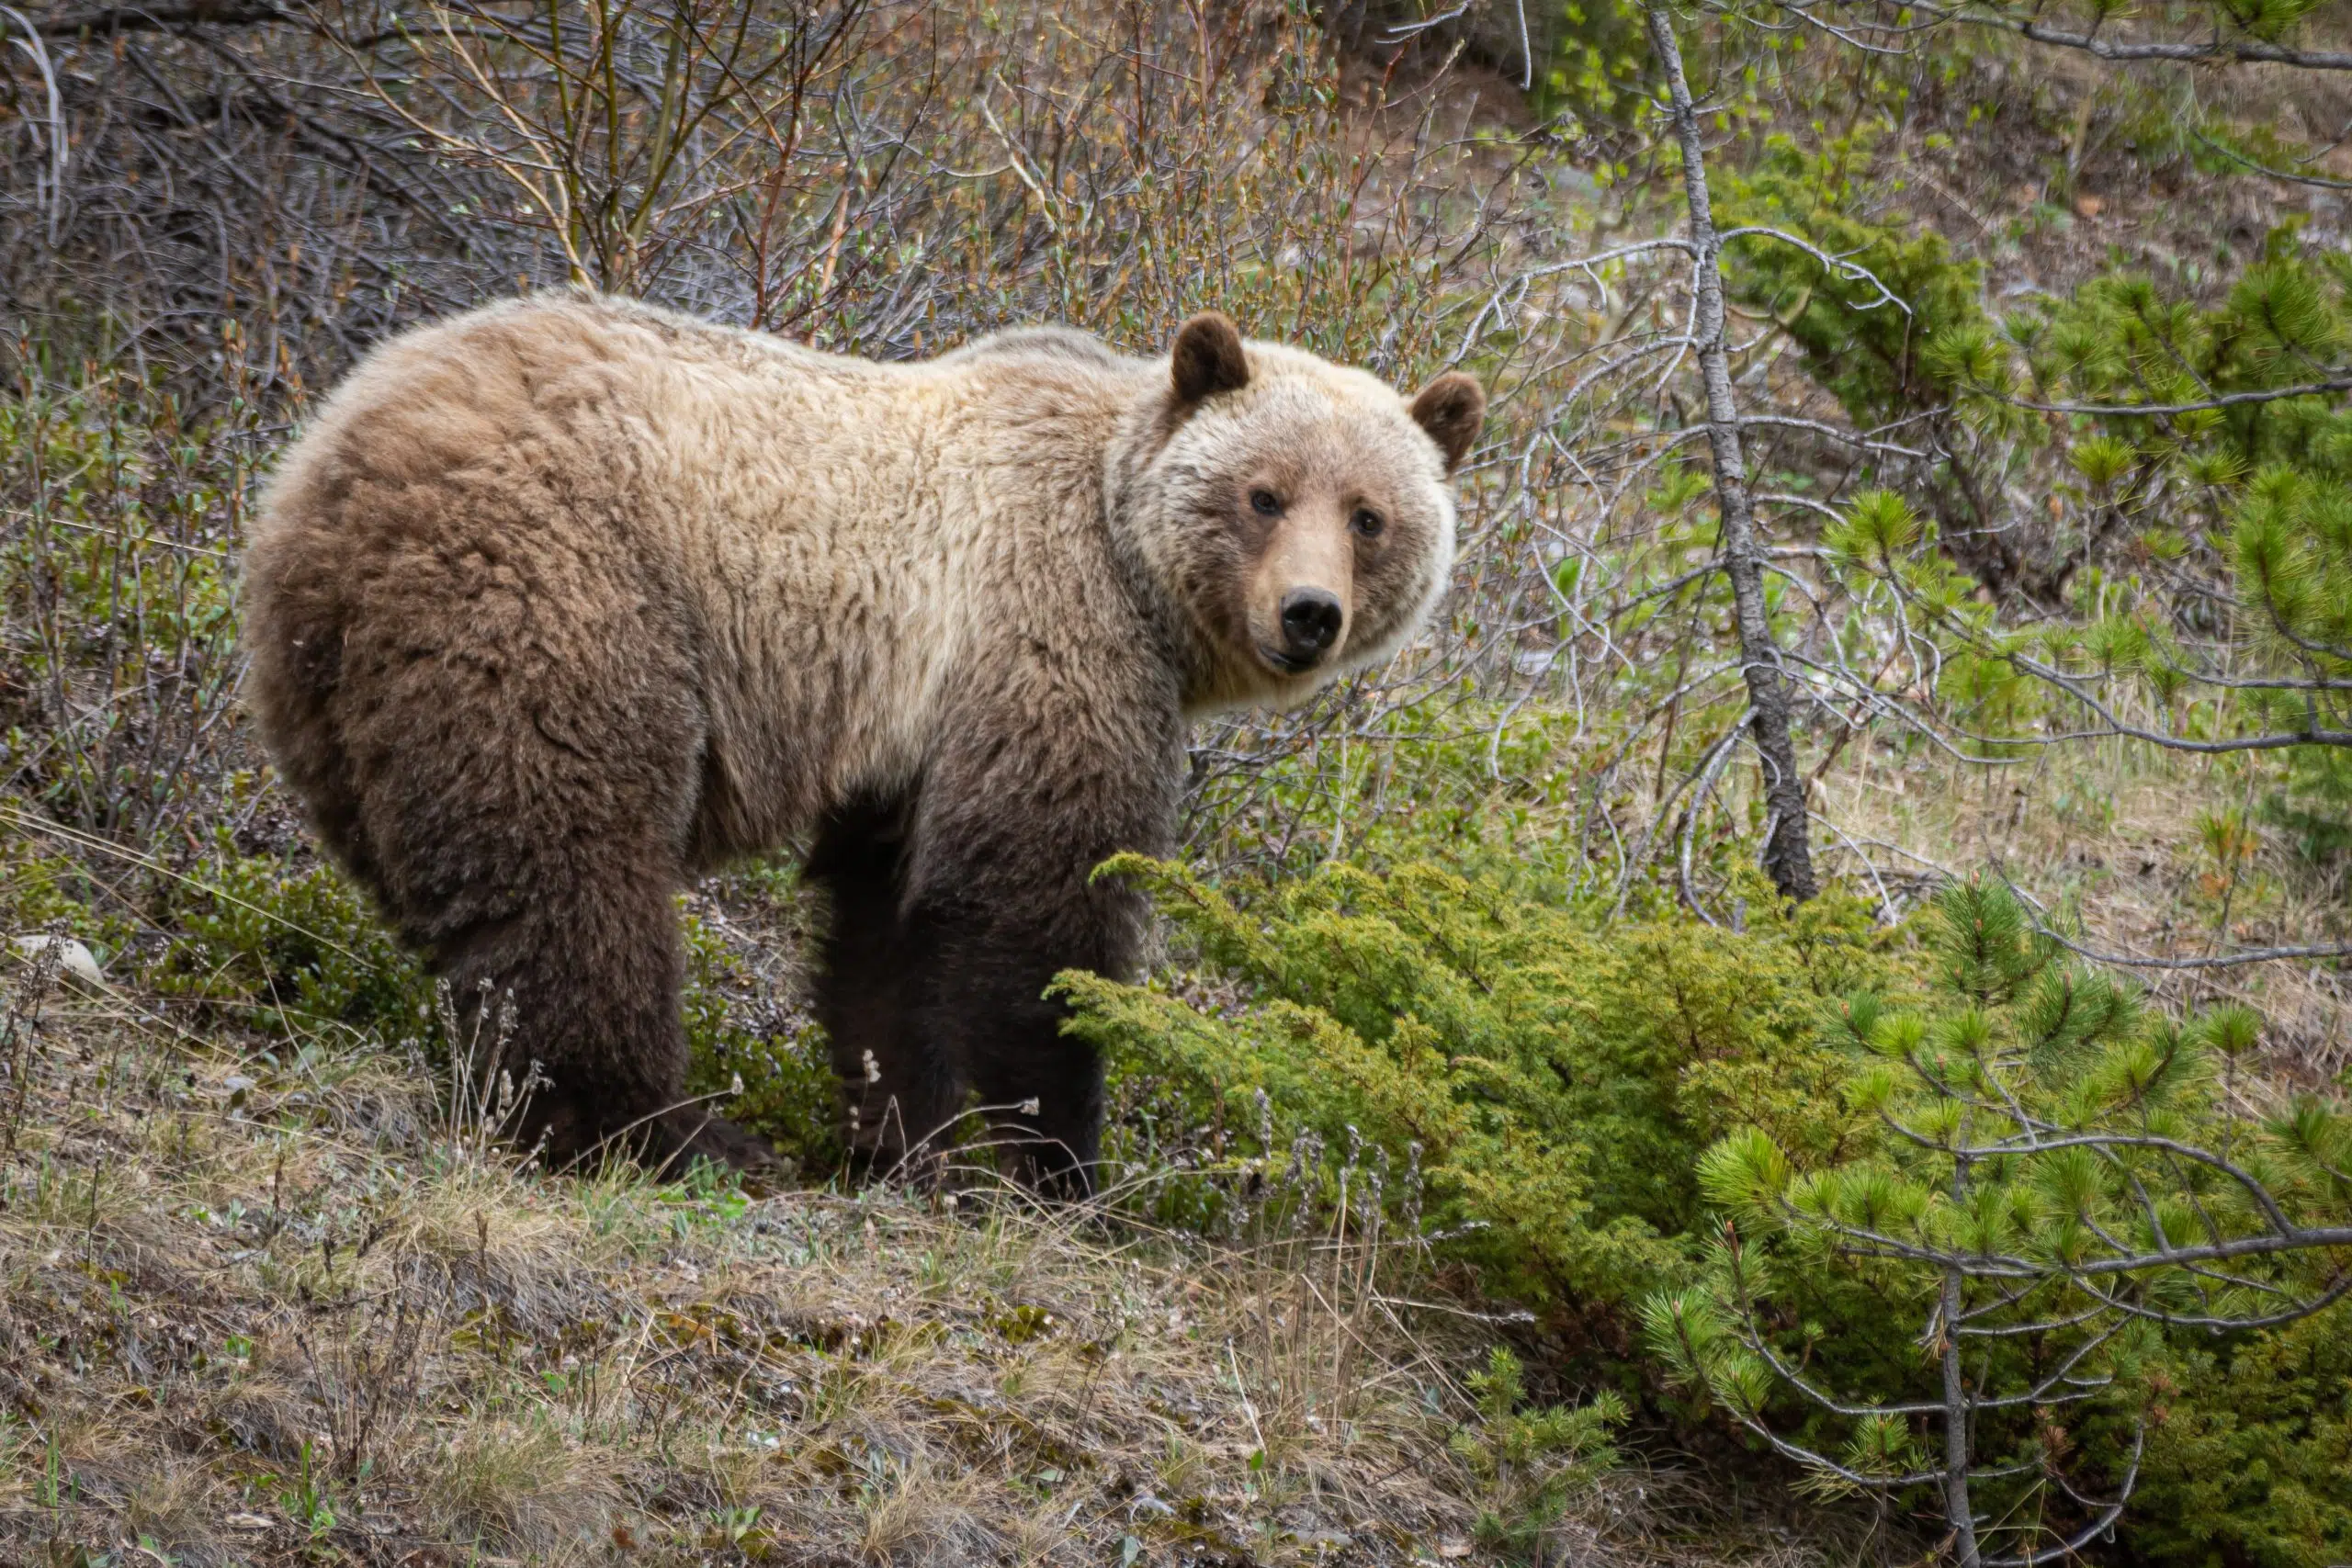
[805,794,964,1178]
[899,696,1182,1198]
[914,906,1117,1195]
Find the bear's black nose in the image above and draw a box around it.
[1278,589,1344,660]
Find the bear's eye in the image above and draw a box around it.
[1351,507,1385,539]
[1249,488,1283,517]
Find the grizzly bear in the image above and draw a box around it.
[242,293,1482,1193]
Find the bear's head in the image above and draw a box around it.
[1111,312,1483,712]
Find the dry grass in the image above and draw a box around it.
[0,959,1835,1568]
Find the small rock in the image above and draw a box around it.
[11,933,107,989]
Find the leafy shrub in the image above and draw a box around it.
[1716,129,1988,429]
[0,832,125,945]
[143,831,431,1040]
[0,374,260,842]
[122,838,844,1177]
[1072,851,2352,1565]
[1532,0,1650,124]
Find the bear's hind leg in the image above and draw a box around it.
[322,517,780,1181]
[435,860,684,1162]
[441,873,786,1182]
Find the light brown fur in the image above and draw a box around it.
[242,292,1481,1188]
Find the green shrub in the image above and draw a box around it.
[2132,1314,2352,1568]
[0,831,127,947]
[1072,852,2352,1563]
[1649,881,2352,1562]
[130,845,843,1171]
[142,830,431,1041]
[1061,855,1904,1329]
[1716,129,1989,429]
[678,906,842,1179]
[1532,0,1649,125]
[0,376,257,841]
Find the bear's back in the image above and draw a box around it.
[256,294,1146,559]
[243,293,1167,859]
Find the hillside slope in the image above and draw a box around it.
[0,962,1741,1568]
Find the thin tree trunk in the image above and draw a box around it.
[1939,1259,1983,1568]
[1940,1145,1984,1568]
[1642,1,1818,903]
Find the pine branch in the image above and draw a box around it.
[2190,130,2352,191]
[2025,928,2352,972]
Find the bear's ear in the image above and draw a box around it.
[1170,312,1250,405]
[1410,372,1486,476]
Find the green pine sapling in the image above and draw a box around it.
[1646,882,2352,1568]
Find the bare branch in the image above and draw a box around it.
[1996,376,2352,416]
[1970,8,2352,70]
[26,1,293,37]
[1645,0,1817,903]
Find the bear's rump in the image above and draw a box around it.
[255,436,706,925]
